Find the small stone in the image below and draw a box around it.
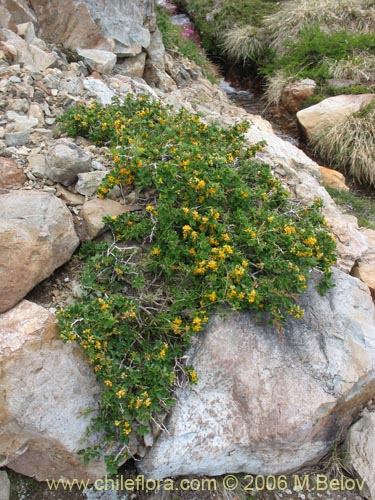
[5,130,30,147]
[92,160,106,171]
[319,166,349,192]
[0,157,26,188]
[56,185,85,206]
[45,140,92,186]
[0,470,10,500]
[83,78,115,105]
[16,22,36,44]
[77,48,117,75]
[8,75,21,83]
[75,170,107,197]
[81,198,134,240]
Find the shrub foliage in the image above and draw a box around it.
[57,95,336,472]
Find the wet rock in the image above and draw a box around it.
[45,139,92,186]
[0,300,106,481]
[345,411,375,500]
[280,78,316,114]
[140,269,375,478]
[0,191,79,313]
[77,48,117,75]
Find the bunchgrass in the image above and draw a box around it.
[264,0,375,56]
[312,100,375,186]
[221,25,267,63]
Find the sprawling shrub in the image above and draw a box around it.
[57,95,336,472]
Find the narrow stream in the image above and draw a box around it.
[158,1,301,146]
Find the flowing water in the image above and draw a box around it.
[158,0,300,146]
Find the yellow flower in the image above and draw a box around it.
[222,233,231,242]
[248,290,257,303]
[195,180,206,190]
[145,398,152,407]
[284,225,296,235]
[104,379,113,387]
[303,237,317,246]
[150,247,161,256]
[206,291,217,302]
[189,370,198,383]
[223,244,233,255]
[194,267,205,275]
[207,260,218,271]
[116,389,126,398]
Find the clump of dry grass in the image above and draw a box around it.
[312,100,375,186]
[221,25,266,63]
[264,0,375,55]
[327,51,375,81]
[263,70,296,108]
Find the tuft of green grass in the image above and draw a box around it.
[325,186,375,229]
[312,100,375,187]
[327,52,375,81]
[261,27,375,82]
[263,70,297,108]
[221,25,267,63]
[264,0,375,56]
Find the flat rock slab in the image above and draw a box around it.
[140,269,375,478]
[0,190,79,313]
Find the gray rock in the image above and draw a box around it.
[346,411,375,500]
[77,48,117,74]
[75,170,107,196]
[140,269,375,478]
[0,470,10,500]
[5,130,30,146]
[0,300,106,481]
[0,191,79,313]
[116,52,146,78]
[29,0,153,56]
[45,139,92,186]
[83,77,115,105]
[6,110,39,131]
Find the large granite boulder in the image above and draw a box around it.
[29,0,153,56]
[0,191,79,313]
[0,300,105,481]
[140,269,375,478]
